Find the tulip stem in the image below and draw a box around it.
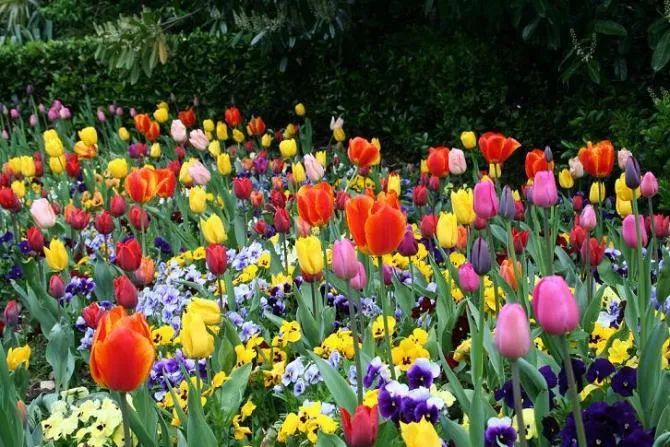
[505,222,525,308]
[346,282,364,404]
[542,207,553,275]
[486,231,501,312]
[647,196,658,278]
[562,337,587,447]
[311,281,318,319]
[281,233,289,275]
[510,361,528,447]
[631,197,648,345]
[378,257,396,380]
[117,392,132,447]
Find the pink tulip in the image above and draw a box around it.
[170,119,187,143]
[304,154,325,182]
[349,261,368,290]
[448,148,467,175]
[622,215,648,248]
[580,205,597,232]
[532,171,557,207]
[640,172,658,198]
[494,303,531,359]
[30,198,57,229]
[189,129,209,151]
[296,217,311,237]
[458,262,480,293]
[473,180,499,219]
[332,239,359,280]
[188,160,212,185]
[617,149,632,170]
[532,275,580,335]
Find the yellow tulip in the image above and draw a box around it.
[19,156,35,177]
[279,139,297,159]
[558,168,574,189]
[489,163,502,179]
[261,134,273,148]
[460,131,477,150]
[201,214,227,244]
[49,156,66,174]
[614,173,639,201]
[186,298,221,326]
[43,130,64,157]
[400,418,442,447]
[387,174,401,196]
[450,189,476,225]
[315,150,327,167]
[333,127,346,142]
[295,236,324,275]
[208,140,221,157]
[157,101,169,110]
[189,186,207,214]
[436,212,458,249]
[7,345,31,371]
[44,239,69,271]
[180,311,214,359]
[203,119,215,133]
[150,143,161,158]
[589,181,606,204]
[11,180,25,198]
[179,158,197,185]
[78,127,98,146]
[216,121,228,140]
[616,197,632,216]
[153,108,168,123]
[284,124,297,138]
[233,129,245,143]
[8,157,21,174]
[118,127,130,141]
[108,158,129,179]
[294,103,306,116]
[420,160,428,174]
[217,153,232,175]
[292,162,306,184]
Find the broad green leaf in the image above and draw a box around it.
[307,352,357,414]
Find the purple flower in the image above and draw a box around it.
[586,358,615,383]
[611,366,637,397]
[407,358,440,389]
[485,417,516,447]
[539,365,557,388]
[559,358,586,395]
[621,429,653,447]
[378,381,408,422]
[495,379,531,409]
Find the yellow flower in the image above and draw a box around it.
[261,134,273,148]
[615,173,640,201]
[279,321,302,345]
[295,236,323,275]
[107,158,129,179]
[460,131,477,150]
[408,328,429,345]
[420,159,428,174]
[608,338,631,364]
[118,127,130,141]
[78,126,98,146]
[400,418,443,447]
[371,138,381,151]
[333,127,346,142]
[11,180,25,198]
[151,325,175,346]
[207,140,221,157]
[616,197,632,217]
[216,121,228,140]
[392,338,430,371]
[292,162,306,183]
[372,315,396,339]
[153,108,168,123]
[180,311,214,358]
[150,143,161,158]
[19,156,35,177]
[284,123,297,138]
[201,214,227,244]
[189,186,207,214]
[44,239,69,271]
[451,189,476,225]
[489,163,502,178]
[235,344,257,366]
[315,150,326,167]
[387,174,401,196]
[187,298,221,326]
[157,101,169,110]
[257,252,271,269]
[43,129,64,157]
[233,129,245,143]
[558,169,574,189]
[436,212,458,249]
[7,345,31,371]
[279,139,297,159]
[278,413,300,443]
[453,338,471,362]
[217,153,232,175]
[202,119,215,133]
[295,103,306,116]
[589,181,606,204]
[49,156,66,174]
[512,408,537,439]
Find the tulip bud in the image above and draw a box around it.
[349,261,368,290]
[428,175,440,191]
[448,148,467,175]
[624,157,641,189]
[469,237,491,275]
[332,239,359,280]
[473,180,498,219]
[115,238,142,271]
[94,211,115,235]
[382,264,393,286]
[498,186,515,220]
[473,215,488,230]
[544,146,553,163]
[617,149,632,170]
[48,274,65,299]
[572,195,584,212]
[114,275,138,309]
[580,205,597,232]
[109,195,126,217]
[397,225,418,257]
[26,226,44,252]
[335,190,350,211]
[81,302,105,329]
[580,237,605,266]
[250,191,264,208]
[233,177,253,200]
[640,172,658,198]
[458,263,480,293]
[532,171,558,207]
[129,205,150,231]
[622,214,648,248]
[274,208,291,233]
[340,404,379,447]
[420,214,437,240]
[495,303,531,359]
[206,244,228,275]
[532,276,580,335]
[570,225,587,253]
[412,185,428,206]
[253,220,267,236]
[3,300,20,327]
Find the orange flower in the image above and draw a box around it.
[89,306,154,392]
[124,167,160,203]
[134,114,151,134]
[348,137,380,169]
[155,168,176,198]
[456,225,468,250]
[296,182,334,227]
[345,193,406,256]
[524,149,554,178]
[145,121,160,141]
[577,140,615,178]
[426,146,450,177]
[500,259,521,290]
[478,132,521,164]
[178,108,196,127]
[246,116,266,136]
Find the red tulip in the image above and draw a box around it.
[206,244,228,275]
[580,237,605,266]
[246,116,266,136]
[129,205,150,231]
[114,275,138,309]
[340,405,379,447]
[336,190,350,211]
[26,226,44,252]
[94,211,115,235]
[524,148,554,178]
[49,274,65,299]
[156,168,176,198]
[65,205,90,230]
[420,214,437,240]
[134,113,151,133]
[144,121,160,141]
[347,137,380,169]
[412,185,428,206]
[232,177,253,200]
[426,146,450,178]
[82,302,105,329]
[478,132,521,164]
[225,106,242,127]
[0,187,19,210]
[570,225,587,253]
[65,153,80,177]
[109,195,126,217]
[577,140,615,178]
[115,239,142,271]
[296,182,334,227]
[3,300,20,327]
[274,208,291,233]
[512,228,528,254]
[646,214,670,238]
[178,108,196,127]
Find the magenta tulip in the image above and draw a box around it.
[532,275,580,335]
[332,239,359,280]
[580,205,597,232]
[494,303,531,359]
[622,215,648,248]
[349,262,367,290]
[532,171,558,207]
[640,172,658,198]
[458,262,480,293]
[473,180,499,219]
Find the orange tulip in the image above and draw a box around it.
[345,193,406,256]
[124,167,160,203]
[348,137,380,169]
[134,114,151,134]
[456,225,468,250]
[246,116,266,136]
[145,121,160,141]
[524,148,554,179]
[89,306,154,392]
[577,140,615,178]
[500,259,521,290]
[178,108,196,128]
[426,146,450,177]
[478,132,521,164]
[296,182,334,227]
[155,168,176,198]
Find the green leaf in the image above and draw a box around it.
[652,31,670,72]
[594,20,627,37]
[185,380,217,445]
[306,352,357,414]
[45,323,75,393]
[440,415,469,447]
[93,261,114,302]
[639,323,668,423]
[316,432,346,447]
[217,363,252,420]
